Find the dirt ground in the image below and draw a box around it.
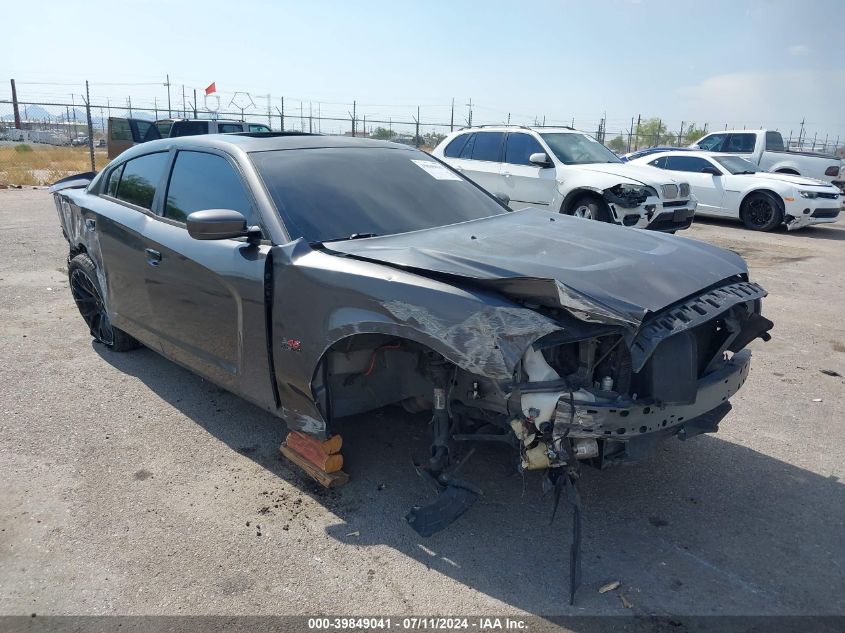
[1,188,843,618]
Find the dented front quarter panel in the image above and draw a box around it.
[269,239,566,435]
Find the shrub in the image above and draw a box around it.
[14,144,33,153]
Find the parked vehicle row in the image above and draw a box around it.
[629,151,841,231]
[690,129,845,190]
[432,126,697,233]
[106,116,271,158]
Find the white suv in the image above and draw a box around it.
[433,126,697,232]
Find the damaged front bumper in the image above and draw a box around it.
[555,349,750,465]
[784,200,841,230]
[604,192,697,232]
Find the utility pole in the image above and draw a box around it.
[84,81,95,171]
[165,74,172,117]
[465,98,472,127]
[10,79,21,130]
[413,106,420,148]
[128,96,133,117]
[182,85,186,118]
[627,116,634,152]
[266,94,272,127]
[309,102,313,133]
[797,118,806,149]
[507,112,510,125]
[350,100,356,136]
[450,97,454,131]
[280,97,285,131]
[634,114,641,151]
[678,121,685,146]
[193,89,198,118]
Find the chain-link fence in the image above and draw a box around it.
[2,88,843,186]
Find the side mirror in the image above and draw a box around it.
[529,152,552,167]
[187,209,250,240]
[700,167,722,176]
[494,192,511,206]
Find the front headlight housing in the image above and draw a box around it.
[799,190,818,199]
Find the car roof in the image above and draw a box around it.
[113,133,414,162]
[455,125,580,134]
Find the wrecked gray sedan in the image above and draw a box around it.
[52,133,772,600]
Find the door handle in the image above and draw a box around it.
[84,218,96,232]
[144,248,162,266]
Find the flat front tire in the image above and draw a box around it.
[68,253,140,352]
[566,195,612,223]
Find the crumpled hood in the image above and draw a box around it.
[325,209,748,329]
[574,162,679,187]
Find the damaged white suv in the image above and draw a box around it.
[433,126,697,232]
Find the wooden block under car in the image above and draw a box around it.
[280,444,349,488]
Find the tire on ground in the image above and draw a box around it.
[67,252,140,352]
[565,194,612,223]
[740,191,784,232]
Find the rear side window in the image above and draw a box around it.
[648,156,667,169]
[504,133,545,165]
[725,133,756,153]
[217,123,244,134]
[665,156,713,172]
[164,151,254,225]
[248,124,270,133]
[444,134,470,158]
[104,164,124,196]
[697,133,727,151]
[765,131,785,151]
[170,121,209,137]
[470,132,504,162]
[114,152,169,210]
[458,134,477,159]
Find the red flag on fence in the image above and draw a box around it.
[205,82,217,96]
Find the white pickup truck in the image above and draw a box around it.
[691,129,844,192]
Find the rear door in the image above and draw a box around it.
[93,151,170,341]
[500,132,557,208]
[140,149,270,394]
[448,131,506,195]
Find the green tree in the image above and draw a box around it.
[635,117,676,147]
[371,126,395,140]
[683,124,707,145]
[607,135,626,152]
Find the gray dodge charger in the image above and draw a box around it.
[52,133,772,600]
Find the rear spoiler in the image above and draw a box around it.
[49,171,97,193]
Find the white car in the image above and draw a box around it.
[630,150,841,231]
[432,126,697,233]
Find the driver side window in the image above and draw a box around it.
[697,133,727,151]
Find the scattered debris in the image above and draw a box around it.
[599,580,621,594]
[820,369,842,378]
[377,483,386,491]
[812,398,823,402]
[648,515,669,527]
[345,530,360,537]
[620,594,633,609]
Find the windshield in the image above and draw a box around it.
[540,133,622,165]
[714,155,758,174]
[251,147,508,243]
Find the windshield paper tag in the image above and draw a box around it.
[411,159,463,181]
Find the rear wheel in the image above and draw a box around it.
[68,253,140,352]
[740,192,783,231]
[566,195,612,223]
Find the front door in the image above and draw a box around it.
[500,132,557,208]
[140,149,268,392]
[663,155,727,215]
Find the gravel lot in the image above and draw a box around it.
[1,188,843,618]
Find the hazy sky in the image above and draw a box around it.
[3,0,843,139]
